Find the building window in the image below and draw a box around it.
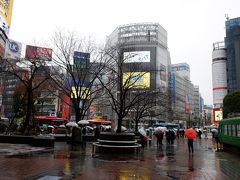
[237,125,240,137]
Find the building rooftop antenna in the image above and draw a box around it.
[225,14,229,20]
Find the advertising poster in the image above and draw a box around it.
[123,72,150,88]
[123,51,150,63]
[213,108,223,124]
[0,0,14,35]
[25,45,52,61]
[4,39,22,59]
[0,35,5,57]
[185,95,190,113]
[73,51,90,68]
[71,86,90,99]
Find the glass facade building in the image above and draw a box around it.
[225,17,240,92]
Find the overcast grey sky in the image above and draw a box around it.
[9,0,240,105]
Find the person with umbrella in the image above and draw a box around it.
[184,127,197,154]
[211,128,221,151]
[155,127,165,146]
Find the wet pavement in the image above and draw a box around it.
[0,137,239,180]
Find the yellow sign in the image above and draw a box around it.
[214,110,223,122]
[123,72,150,88]
[0,0,14,34]
[71,87,90,99]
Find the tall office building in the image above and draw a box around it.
[225,17,240,92]
[171,63,190,81]
[212,42,227,108]
[106,23,172,122]
[171,63,195,127]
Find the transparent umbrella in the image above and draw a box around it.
[78,120,90,125]
[66,121,78,127]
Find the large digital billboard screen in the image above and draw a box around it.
[123,51,150,63]
[25,45,52,61]
[123,72,150,88]
[0,0,14,35]
[71,80,91,99]
[71,87,90,99]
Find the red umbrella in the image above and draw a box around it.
[184,128,197,139]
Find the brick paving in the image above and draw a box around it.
[0,137,239,179]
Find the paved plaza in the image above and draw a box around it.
[0,137,239,180]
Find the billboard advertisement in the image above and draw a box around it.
[71,86,90,99]
[213,108,223,124]
[25,45,52,61]
[123,72,150,88]
[73,51,90,68]
[0,34,5,57]
[4,39,22,59]
[160,64,167,81]
[123,51,150,63]
[171,72,176,103]
[185,95,190,113]
[0,0,14,35]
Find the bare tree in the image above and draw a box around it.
[2,59,51,133]
[50,30,106,122]
[97,46,155,133]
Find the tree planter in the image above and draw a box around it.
[92,132,141,154]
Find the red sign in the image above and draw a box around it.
[25,45,52,61]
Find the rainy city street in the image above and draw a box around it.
[0,137,239,180]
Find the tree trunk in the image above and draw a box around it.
[116,117,122,133]
[75,105,81,123]
[23,86,33,134]
[135,120,139,132]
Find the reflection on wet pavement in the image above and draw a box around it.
[0,138,239,179]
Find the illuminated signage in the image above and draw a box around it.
[71,87,90,99]
[123,72,150,88]
[123,51,150,63]
[4,39,22,59]
[213,108,223,122]
[73,51,90,68]
[0,0,14,35]
[25,45,52,61]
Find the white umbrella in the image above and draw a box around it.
[78,120,90,125]
[66,121,78,127]
[211,128,218,133]
[48,125,54,129]
[156,126,167,133]
[59,124,66,128]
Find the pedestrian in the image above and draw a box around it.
[94,125,100,141]
[165,130,171,144]
[212,130,221,151]
[185,128,197,154]
[197,129,202,139]
[155,130,164,146]
[71,126,79,150]
[140,134,147,149]
[168,129,176,144]
[82,125,87,148]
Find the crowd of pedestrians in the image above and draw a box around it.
[144,126,221,155]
